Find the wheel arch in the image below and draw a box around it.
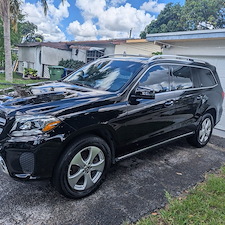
[205,108,216,125]
[59,125,118,165]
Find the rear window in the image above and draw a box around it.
[191,67,217,87]
[170,65,193,90]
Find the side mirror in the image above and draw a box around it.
[132,86,155,99]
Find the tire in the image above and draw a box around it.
[52,135,111,199]
[187,113,214,148]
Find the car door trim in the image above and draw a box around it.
[115,131,195,161]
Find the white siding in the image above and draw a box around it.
[71,49,86,62]
[115,42,161,56]
[18,47,37,62]
[41,46,71,66]
[18,46,42,76]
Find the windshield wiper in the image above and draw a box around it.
[71,81,92,89]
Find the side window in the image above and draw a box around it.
[139,65,170,93]
[191,67,217,87]
[170,65,193,90]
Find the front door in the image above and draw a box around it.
[120,64,178,155]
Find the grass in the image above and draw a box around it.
[136,166,225,225]
[0,73,46,89]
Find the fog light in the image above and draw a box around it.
[19,152,35,174]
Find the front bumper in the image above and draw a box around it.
[0,134,66,180]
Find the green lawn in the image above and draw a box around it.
[136,166,225,225]
[0,73,46,89]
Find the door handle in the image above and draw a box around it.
[164,100,174,107]
[196,95,203,100]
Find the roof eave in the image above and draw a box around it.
[146,29,225,42]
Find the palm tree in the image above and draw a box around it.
[0,0,62,82]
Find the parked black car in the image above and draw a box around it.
[0,55,224,198]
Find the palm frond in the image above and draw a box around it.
[40,0,65,15]
[40,0,48,15]
[10,0,21,31]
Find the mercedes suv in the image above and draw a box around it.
[0,55,224,198]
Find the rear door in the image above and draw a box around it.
[169,64,203,134]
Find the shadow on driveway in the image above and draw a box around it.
[0,136,225,225]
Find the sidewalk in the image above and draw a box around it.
[213,128,225,138]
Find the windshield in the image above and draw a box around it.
[63,59,143,92]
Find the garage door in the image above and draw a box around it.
[196,56,225,131]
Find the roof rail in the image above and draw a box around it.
[100,54,151,59]
[150,55,209,65]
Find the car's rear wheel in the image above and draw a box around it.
[52,135,111,199]
[187,113,214,148]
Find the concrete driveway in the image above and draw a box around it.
[0,136,225,225]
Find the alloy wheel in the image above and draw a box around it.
[198,117,212,144]
[67,146,105,191]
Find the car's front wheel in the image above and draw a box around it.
[52,135,111,199]
[187,113,214,148]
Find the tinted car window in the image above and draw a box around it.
[191,67,216,87]
[139,65,170,93]
[63,59,143,92]
[170,65,193,90]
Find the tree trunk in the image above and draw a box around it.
[0,0,13,82]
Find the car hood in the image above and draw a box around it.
[0,81,115,117]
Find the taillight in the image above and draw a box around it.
[222,91,225,99]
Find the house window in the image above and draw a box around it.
[86,50,104,63]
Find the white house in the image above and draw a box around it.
[17,42,72,78]
[17,39,161,78]
[17,40,118,78]
[147,29,225,135]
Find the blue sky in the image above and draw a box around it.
[21,0,185,42]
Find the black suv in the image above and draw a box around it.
[0,55,224,198]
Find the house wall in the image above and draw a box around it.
[18,47,40,75]
[71,49,86,62]
[115,42,161,56]
[162,39,225,132]
[71,45,115,63]
[103,45,115,56]
[41,46,72,65]
[18,46,72,77]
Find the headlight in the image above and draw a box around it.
[11,115,61,137]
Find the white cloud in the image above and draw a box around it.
[140,0,165,13]
[69,1,155,40]
[75,0,106,20]
[21,0,70,42]
[67,21,98,41]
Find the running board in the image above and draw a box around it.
[115,132,194,161]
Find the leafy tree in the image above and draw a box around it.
[0,0,63,82]
[182,0,225,30]
[0,14,38,68]
[140,3,184,38]
[140,0,225,38]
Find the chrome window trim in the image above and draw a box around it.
[126,62,218,100]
